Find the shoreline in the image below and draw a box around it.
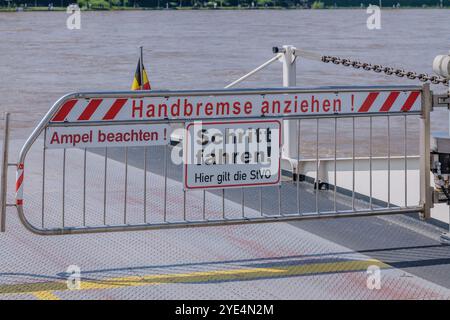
[0,6,449,12]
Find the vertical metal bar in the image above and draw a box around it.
[82,148,86,226]
[259,187,263,216]
[1,113,10,232]
[420,84,432,219]
[124,147,128,224]
[163,144,168,222]
[222,189,225,219]
[404,114,408,207]
[352,117,355,211]
[143,146,147,223]
[369,116,373,209]
[278,185,282,216]
[297,119,301,215]
[41,128,46,228]
[202,190,206,221]
[334,117,337,213]
[62,148,66,228]
[103,147,108,225]
[316,118,319,214]
[241,188,245,218]
[183,189,187,221]
[387,116,391,208]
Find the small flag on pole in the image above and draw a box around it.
[131,57,151,90]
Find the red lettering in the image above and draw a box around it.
[300,100,308,113]
[323,99,330,112]
[272,100,280,114]
[171,99,180,117]
[205,102,213,115]
[233,101,241,115]
[146,104,155,118]
[333,99,341,112]
[132,100,143,118]
[284,100,292,113]
[50,132,60,144]
[158,103,168,118]
[244,101,252,114]
[261,101,269,114]
[311,95,319,112]
[184,99,193,116]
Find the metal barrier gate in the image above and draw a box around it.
[10,85,432,235]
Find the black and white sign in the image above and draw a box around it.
[184,120,281,190]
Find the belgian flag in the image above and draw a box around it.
[131,57,151,90]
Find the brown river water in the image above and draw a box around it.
[0,9,449,156]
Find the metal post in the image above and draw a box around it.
[281,45,297,163]
[1,113,10,232]
[419,83,432,219]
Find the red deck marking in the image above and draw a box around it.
[358,92,379,112]
[401,91,420,112]
[78,99,103,121]
[51,99,78,122]
[102,99,128,120]
[379,91,400,112]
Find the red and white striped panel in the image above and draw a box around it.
[16,163,24,206]
[49,90,421,123]
[356,91,420,113]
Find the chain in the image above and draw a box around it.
[321,55,449,87]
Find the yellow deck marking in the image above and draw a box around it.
[32,291,60,300]
[0,259,389,298]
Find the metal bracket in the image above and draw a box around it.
[433,94,450,109]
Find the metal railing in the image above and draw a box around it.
[11,85,432,235]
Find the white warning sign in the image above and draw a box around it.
[184,120,281,190]
[45,124,170,149]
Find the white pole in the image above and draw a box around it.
[281,45,298,162]
[224,54,282,89]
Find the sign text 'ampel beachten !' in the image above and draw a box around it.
[184,120,281,190]
[45,124,170,149]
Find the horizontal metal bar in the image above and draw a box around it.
[67,85,424,100]
[17,206,423,236]
[298,155,420,163]
[46,111,422,128]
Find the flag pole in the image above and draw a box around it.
[140,46,144,90]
